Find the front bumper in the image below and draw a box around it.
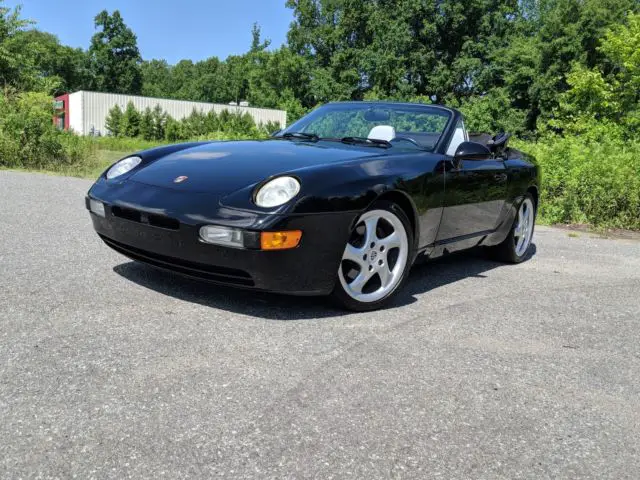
[86,182,357,296]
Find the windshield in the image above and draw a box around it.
[279,103,452,151]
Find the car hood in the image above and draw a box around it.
[129,139,384,194]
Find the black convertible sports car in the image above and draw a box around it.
[87,102,539,311]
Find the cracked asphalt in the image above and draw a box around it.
[1,170,639,479]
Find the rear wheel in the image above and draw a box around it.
[490,193,536,263]
[332,201,414,311]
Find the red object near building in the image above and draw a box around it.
[53,93,70,130]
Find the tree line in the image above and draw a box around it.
[2,0,639,136]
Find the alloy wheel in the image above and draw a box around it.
[338,209,409,303]
[514,197,535,257]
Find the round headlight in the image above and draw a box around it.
[255,176,301,208]
[106,156,142,180]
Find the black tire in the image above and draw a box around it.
[489,193,536,263]
[331,200,415,311]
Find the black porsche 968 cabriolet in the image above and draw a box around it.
[87,102,538,311]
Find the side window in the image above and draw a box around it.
[446,118,468,156]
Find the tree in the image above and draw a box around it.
[224,55,250,104]
[12,30,92,95]
[193,57,226,103]
[250,23,270,53]
[105,104,123,136]
[141,59,172,98]
[497,0,639,131]
[151,104,167,140]
[182,108,207,137]
[120,101,140,137]
[88,10,142,94]
[164,116,183,141]
[139,107,154,140]
[0,2,34,89]
[285,0,522,104]
[552,12,640,139]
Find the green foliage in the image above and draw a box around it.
[0,2,36,89]
[262,120,282,135]
[497,0,639,131]
[105,104,123,136]
[182,109,208,138]
[0,89,96,169]
[92,136,168,153]
[0,2,90,94]
[91,103,272,146]
[12,30,92,95]
[516,135,640,230]
[452,89,527,135]
[286,0,521,103]
[139,107,154,141]
[151,105,167,140]
[88,10,142,94]
[164,116,182,142]
[120,101,140,137]
[551,12,640,139]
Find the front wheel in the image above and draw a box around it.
[332,201,414,311]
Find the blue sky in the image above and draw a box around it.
[6,0,293,63]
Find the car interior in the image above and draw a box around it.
[469,132,512,157]
[367,126,446,151]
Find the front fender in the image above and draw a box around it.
[220,154,431,214]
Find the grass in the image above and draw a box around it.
[61,149,131,179]
[54,149,127,179]
[0,149,130,180]
[92,150,128,177]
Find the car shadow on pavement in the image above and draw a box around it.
[113,244,536,320]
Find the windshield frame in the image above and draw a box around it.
[278,102,455,153]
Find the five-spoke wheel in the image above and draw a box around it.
[333,201,413,311]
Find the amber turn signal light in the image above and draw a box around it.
[260,231,302,250]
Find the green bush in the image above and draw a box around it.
[0,90,97,170]
[101,102,277,142]
[515,135,640,230]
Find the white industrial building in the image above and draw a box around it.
[53,91,287,136]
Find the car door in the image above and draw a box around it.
[436,119,508,244]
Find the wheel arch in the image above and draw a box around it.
[527,185,539,210]
[372,190,420,250]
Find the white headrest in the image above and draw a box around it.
[368,125,396,142]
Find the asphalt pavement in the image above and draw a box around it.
[1,170,639,479]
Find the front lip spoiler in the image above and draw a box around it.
[100,234,256,287]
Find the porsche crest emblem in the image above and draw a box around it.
[173,176,188,184]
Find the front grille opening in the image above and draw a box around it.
[148,214,180,230]
[112,206,140,223]
[111,206,180,230]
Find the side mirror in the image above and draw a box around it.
[454,141,492,161]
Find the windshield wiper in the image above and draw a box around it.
[281,132,319,142]
[340,136,392,148]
